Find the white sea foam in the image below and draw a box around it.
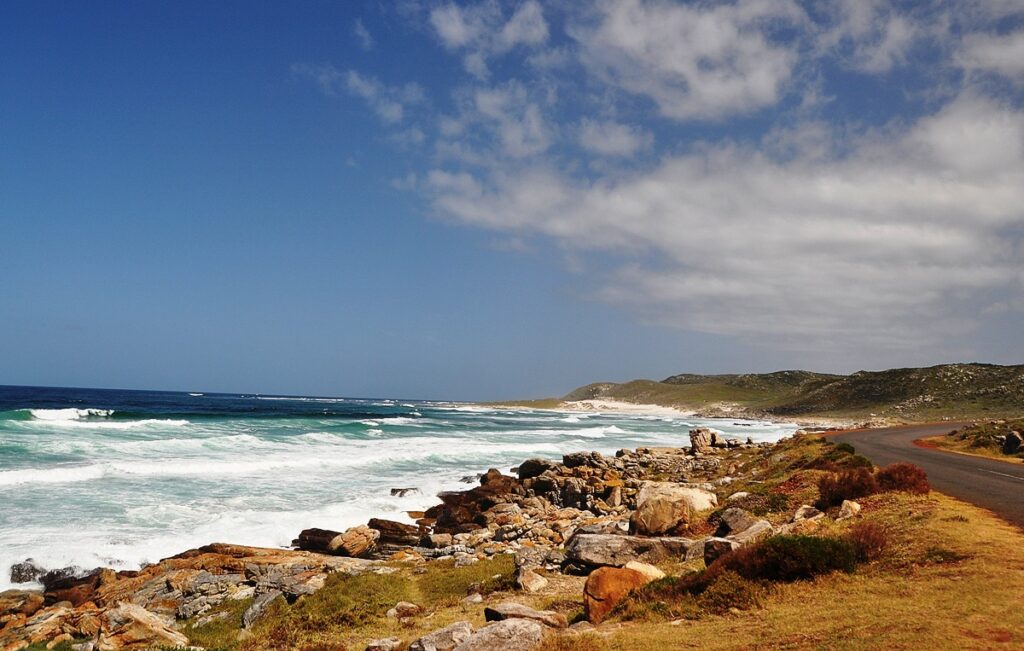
[30,408,113,420]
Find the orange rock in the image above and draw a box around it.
[583,566,651,624]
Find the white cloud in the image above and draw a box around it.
[957,30,1024,80]
[429,0,549,80]
[426,92,1024,350]
[578,119,652,157]
[571,0,805,121]
[817,0,920,73]
[292,64,424,124]
[354,18,374,51]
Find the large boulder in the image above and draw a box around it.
[368,519,421,547]
[583,566,651,624]
[630,482,718,535]
[410,621,474,651]
[517,458,557,480]
[96,603,189,651]
[565,533,699,569]
[689,428,714,454]
[484,602,567,628]
[9,561,45,584]
[292,525,380,557]
[453,619,543,651]
[715,508,759,537]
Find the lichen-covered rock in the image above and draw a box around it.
[623,561,666,582]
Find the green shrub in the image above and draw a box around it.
[713,535,858,582]
[817,468,879,508]
[695,570,767,614]
[876,462,930,494]
[833,442,856,455]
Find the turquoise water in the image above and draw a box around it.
[0,386,797,589]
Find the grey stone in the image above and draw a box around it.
[410,621,474,651]
[242,589,282,629]
[453,619,544,651]
[565,533,699,569]
[484,602,567,628]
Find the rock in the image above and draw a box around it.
[715,508,759,537]
[463,593,483,604]
[484,602,566,629]
[837,500,862,521]
[390,487,420,497]
[690,428,714,454]
[793,505,825,522]
[368,518,421,547]
[1003,431,1022,454]
[515,568,548,593]
[293,525,381,557]
[517,458,557,480]
[454,619,543,651]
[386,601,422,619]
[242,589,281,629]
[623,561,666,582]
[726,491,750,502]
[336,525,381,557]
[1,590,46,623]
[96,603,189,651]
[703,537,741,565]
[9,561,45,585]
[366,638,402,651]
[565,533,699,569]
[410,621,474,651]
[583,566,651,624]
[630,482,718,535]
[422,533,454,549]
[729,519,773,545]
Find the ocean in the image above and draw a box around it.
[0,385,797,590]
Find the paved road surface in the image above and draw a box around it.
[832,423,1024,528]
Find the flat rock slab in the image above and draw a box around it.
[410,621,473,651]
[454,619,543,651]
[484,602,567,628]
[565,533,699,568]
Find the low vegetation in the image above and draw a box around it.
[926,418,1024,462]
[502,363,1024,422]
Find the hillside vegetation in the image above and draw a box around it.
[558,364,1024,422]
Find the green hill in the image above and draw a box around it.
[555,363,1024,422]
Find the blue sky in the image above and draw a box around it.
[2,1,1023,400]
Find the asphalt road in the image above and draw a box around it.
[832,423,1024,528]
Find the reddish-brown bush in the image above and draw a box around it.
[816,467,879,508]
[876,462,930,494]
[847,521,888,562]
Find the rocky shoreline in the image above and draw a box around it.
[2,427,834,651]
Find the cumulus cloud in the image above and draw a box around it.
[426,92,1024,350]
[957,30,1024,80]
[578,119,652,157]
[571,0,805,121]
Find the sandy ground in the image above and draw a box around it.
[559,399,696,417]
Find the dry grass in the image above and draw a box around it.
[599,492,1024,650]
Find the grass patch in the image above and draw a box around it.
[184,596,256,650]
[416,554,516,605]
